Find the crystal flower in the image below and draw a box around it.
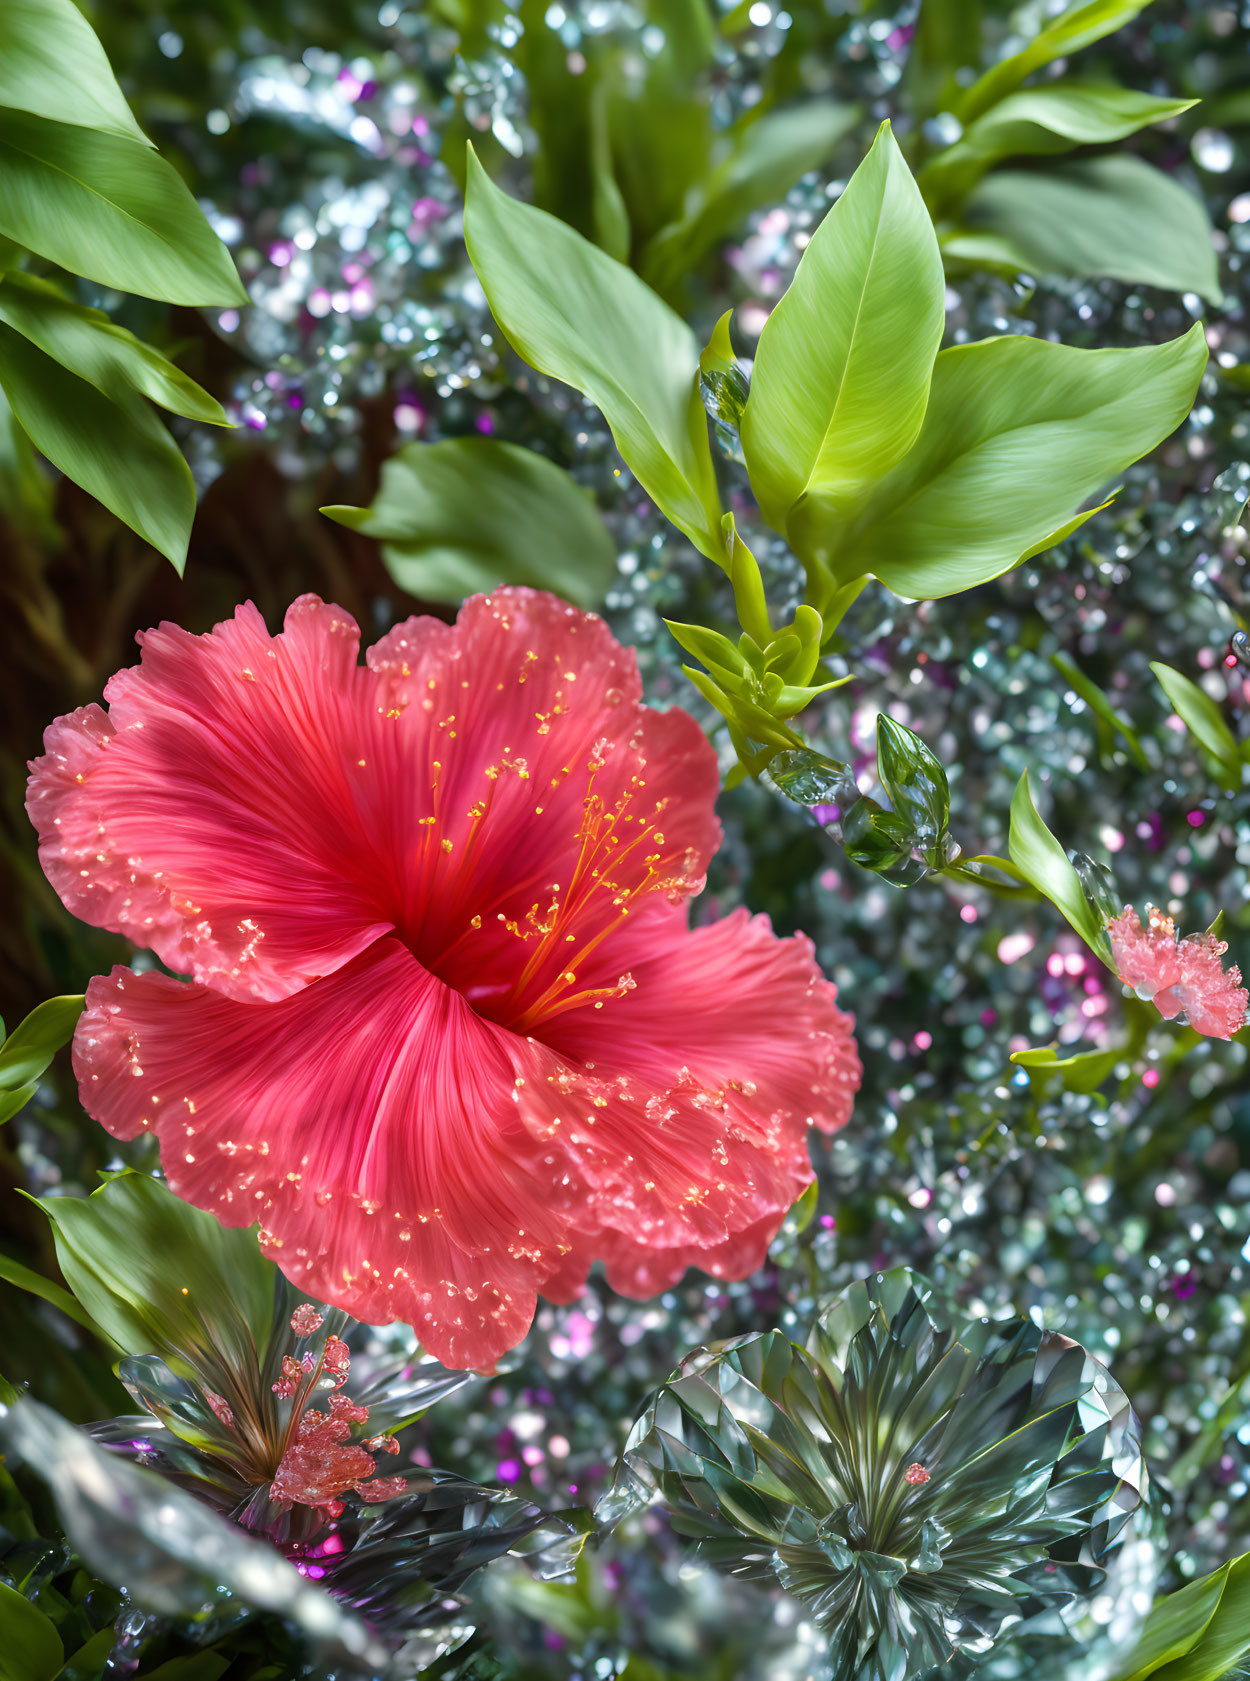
[603,1269,1151,1681]
[1107,905,1247,1039]
[7,1172,580,1673]
[27,588,861,1369]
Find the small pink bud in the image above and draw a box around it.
[904,1462,930,1485]
[289,1304,325,1336]
[203,1390,234,1427]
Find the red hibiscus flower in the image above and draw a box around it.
[1108,904,1247,1040]
[28,590,860,1369]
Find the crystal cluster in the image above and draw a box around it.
[605,1270,1153,1681]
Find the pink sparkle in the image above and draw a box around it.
[289,1304,325,1337]
[904,1463,930,1485]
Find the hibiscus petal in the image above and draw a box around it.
[28,598,397,1002]
[364,588,723,1031]
[529,907,859,1276]
[72,939,576,1370]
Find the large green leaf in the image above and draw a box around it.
[0,995,82,1125]
[0,322,194,570]
[0,109,247,306]
[0,0,149,146]
[1108,1552,1250,1681]
[33,1170,277,1382]
[640,100,859,297]
[948,154,1219,302]
[0,1583,62,1681]
[741,122,944,546]
[1008,771,1105,950]
[815,324,1205,599]
[1151,660,1242,790]
[956,0,1157,124]
[463,146,724,561]
[0,275,227,424]
[922,83,1197,202]
[322,437,616,607]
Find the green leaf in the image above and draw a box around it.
[1108,1552,1250,1681]
[664,620,749,689]
[1051,652,1149,770]
[949,154,1219,303]
[1009,1043,1125,1093]
[905,0,984,118]
[0,384,57,539]
[0,109,247,306]
[640,100,858,295]
[817,324,1206,598]
[789,1178,820,1234]
[741,122,945,542]
[0,275,228,425]
[54,1628,119,1681]
[922,83,1197,203]
[0,1582,62,1681]
[0,994,82,1095]
[0,0,150,147]
[1150,660,1242,790]
[956,0,1158,125]
[32,1170,277,1382]
[876,716,950,851]
[0,1082,38,1127]
[463,145,724,560]
[1008,771,1105,950]
[0,323,194,570]
[0,1249,100,1336]
[322,437,615,608]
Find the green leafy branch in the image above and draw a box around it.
[0,0,246,571]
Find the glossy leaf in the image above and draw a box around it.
[699,310,749,465]
[0,0,149,146]
[876,716,950,853]
[0,323,194,570]
[923,84,1196,202]
[816,325,1206,598]
[0,274,227,424]
[323,437,615,607]
[1108,1552,1250,1681]
[33,1170,277,1381]
[641,100,858,295]
[0,109,247,305]
[0,1582,62,1681]
[741,122,944,539]
[1008,771,1105,950]
[463,146,723,560]
[956,0,1158,125]
[1150,661,1242,789]
[949,155,1219,303]
[0,994,82,1123]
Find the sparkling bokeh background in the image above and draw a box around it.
[2,1,1249,1676]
